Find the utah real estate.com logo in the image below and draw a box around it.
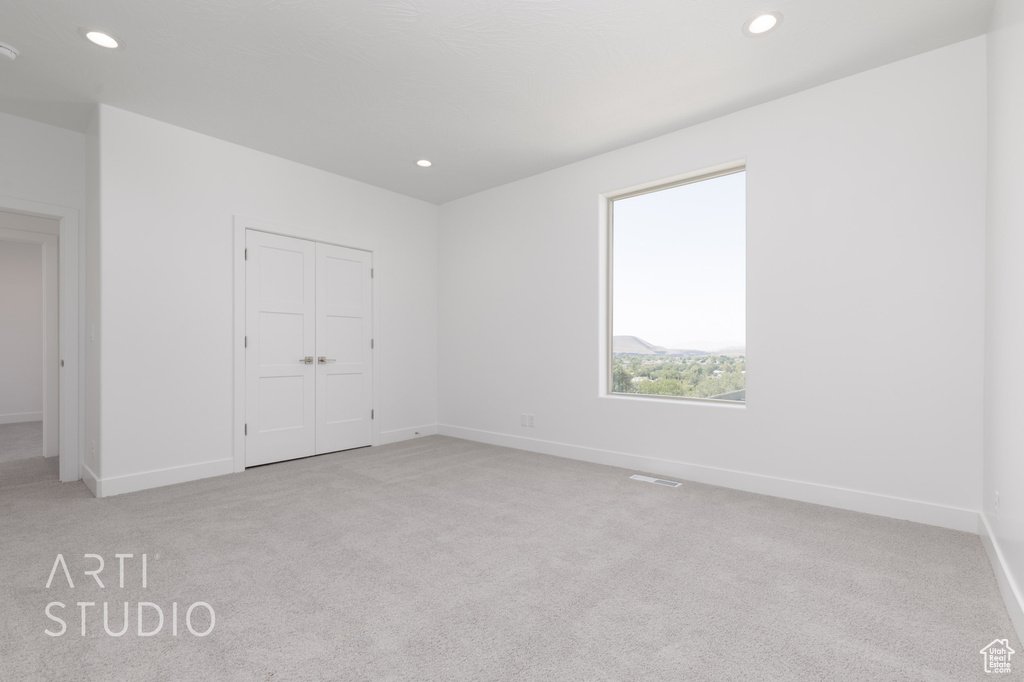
[980,639,1015,674]
[44,554,215,637]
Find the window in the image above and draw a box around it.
[608,166,746,402]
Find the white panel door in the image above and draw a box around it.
[315,243,373,454]
[245,231,316,466]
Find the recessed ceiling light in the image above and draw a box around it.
[82,29,123,49]
[743,12,782,36]
[416,159,432,168]
[0,41,19,61]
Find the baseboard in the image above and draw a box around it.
[381,424,438,445]
[81,463,99,497]
[95,458,234,498]
[979,513,1024,642]
[0,412,43,425]
[437,425,979,533]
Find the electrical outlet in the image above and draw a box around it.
[528,414,535,428]
[994,490,1000,520]
[521,413,528,427]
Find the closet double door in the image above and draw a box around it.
[245,230,372,467]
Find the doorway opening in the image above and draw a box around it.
[0,212,58,471]
[0,200,82,483]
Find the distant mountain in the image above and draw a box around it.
[613,336,667,354]
[612,336,709,357]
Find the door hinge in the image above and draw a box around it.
[244,336,248,348]
[371,409,374,420]
[244,423,248,435]
[371,268,374,278]
[370,339,374,349]
[244,248,248,260]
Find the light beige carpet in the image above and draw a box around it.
[0,435,1018,680]
[0,453,56,491]
[0,420,43,463]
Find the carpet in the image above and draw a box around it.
[0,420,43,463]
[0,436,1018,680]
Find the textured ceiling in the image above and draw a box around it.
[0,0,993,203]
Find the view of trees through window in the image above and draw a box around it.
[610,168,746,402]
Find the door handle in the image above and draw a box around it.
[300,356,314,364]
[318,357,336,364]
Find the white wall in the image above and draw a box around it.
[0,239,43,423]
[94,105,439,493]
[0,111,86,210]
[983,0,1024,636]
[438,38,987,531]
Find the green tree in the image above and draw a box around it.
[613,365,633,393]
[640,378,686,396]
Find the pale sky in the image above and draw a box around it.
[612,170,745,351]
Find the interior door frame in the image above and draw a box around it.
[0,197,83,483]
[232,216,380,473]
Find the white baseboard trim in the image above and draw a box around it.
[979,513,1024,642]
[381,424,438,445]
[437,425,979,533]
[95,458,234,498]
[81,463,99,497]
[0,412,43,425]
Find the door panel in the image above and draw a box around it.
[259,312,304,365]
[259,376,307,431]
[316,242,372,454]
[245,231,316,466]
[327,316,362,363]
[325,256,362,310]
[260,247,306,302]
[325,373,363,424]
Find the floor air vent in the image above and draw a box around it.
[630,474,682,488]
